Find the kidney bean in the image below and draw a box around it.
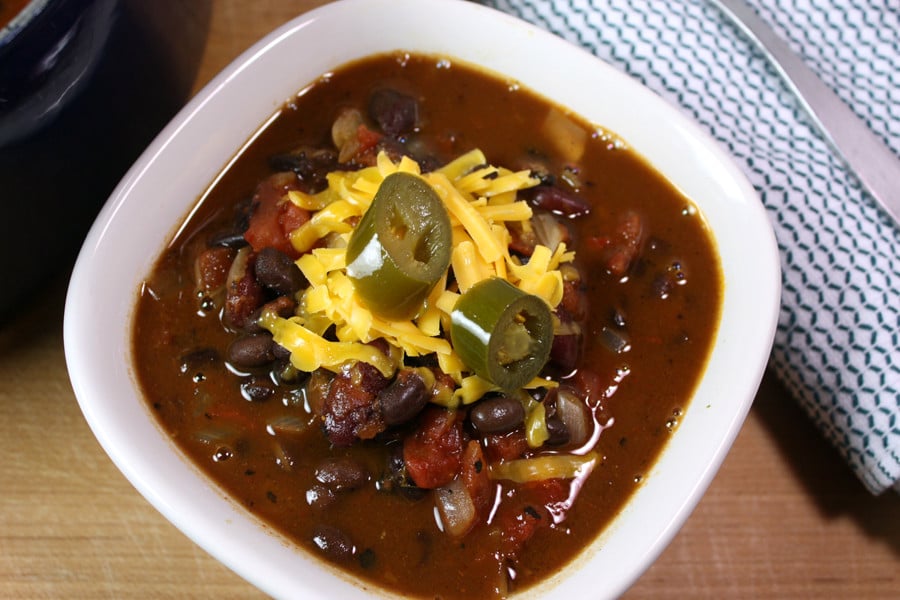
[469,395,525,434]
[315,457,370,492]
[312,524,355,562]
[378,368,429,426]
[550,333,582,373]
[527,186,591,217]
[226,333,275,368]
[368,88,417,136]
[254,247,305,296]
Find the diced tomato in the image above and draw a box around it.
[491,496,545,560]
[243,175,310,258]
[356,123,382,153]
[403,407,464,489]
[460,440,494,520]
[522,477,569,507]
[482,430,529,463]
[493,478,570,560]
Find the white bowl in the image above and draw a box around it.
[64,0,780,598]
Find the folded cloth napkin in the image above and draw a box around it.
[484,0,900,494]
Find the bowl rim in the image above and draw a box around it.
[63,0,781,598]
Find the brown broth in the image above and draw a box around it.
[133,52,722,598]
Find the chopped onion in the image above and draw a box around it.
[194,424,238,445]
[434,477,476,537]
[598,326,631,354]
[555,389,591,447]
[531,212,565,252]
[266,414,312,436]
[225,246,251,290]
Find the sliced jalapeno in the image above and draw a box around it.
[450,277,553,392]
[346,172,452,319]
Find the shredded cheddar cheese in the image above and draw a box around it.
[261,150,575,387]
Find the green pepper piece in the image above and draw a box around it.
[450,277,553,391]
[346,172,452,319]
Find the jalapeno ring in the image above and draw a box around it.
[450,277,553,391]
[346,172,452,319]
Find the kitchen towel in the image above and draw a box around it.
[484,0,900,494]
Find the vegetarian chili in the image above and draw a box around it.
[132,52,722,599]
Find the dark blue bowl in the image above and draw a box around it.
[0,0,210,321]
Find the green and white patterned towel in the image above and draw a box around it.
[484,0,900,494]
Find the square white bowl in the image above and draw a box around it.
[64,0,780,598]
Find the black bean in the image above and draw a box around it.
[315,457,370,492]
[268,148,338,193]
[311,524,355,562]
[227,333,275,368]
[378,369,429,426]
[254,247,305,296]
[208,230,249,248]
[469,395,525,434]
[241,377,275,402]
[368,88,417,136]
[545,417,570,446]
[272,342,291,360]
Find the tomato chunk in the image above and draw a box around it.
[460,440,493,520]
[403,407,464,489]
[243,174,310,258]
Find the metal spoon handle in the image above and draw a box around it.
[709,0,900,227]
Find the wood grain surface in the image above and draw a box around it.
[1,1,897,598]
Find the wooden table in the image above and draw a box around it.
[2,1,897,597]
